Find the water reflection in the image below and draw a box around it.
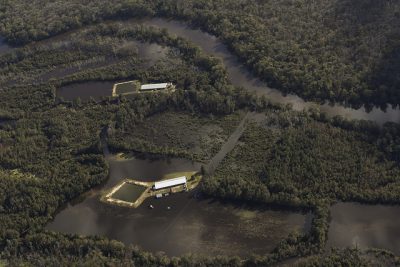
[47,156,311,257]
[137,18,400,125]
[327,203,400,253]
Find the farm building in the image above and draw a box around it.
[140,83,173,91]
[153,176,187,190]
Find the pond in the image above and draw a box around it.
[56,81,115,101]
[327,202,400,254]
[47,156,312,257]
[137,18,400,125]
[111,183,147,203]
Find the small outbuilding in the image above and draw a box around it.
[153,176,187,190]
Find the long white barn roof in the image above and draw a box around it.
[140,83,169,90]
[154,176,187,190]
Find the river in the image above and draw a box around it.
[47,155,311,257]
[45,18,400,257]
[134,18,400,125]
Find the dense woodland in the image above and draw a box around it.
[1,0,400,107]
[0,1,400,266]
[0,23,282,266]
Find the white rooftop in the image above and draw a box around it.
[153,176,187,190]
[140,83,169,90]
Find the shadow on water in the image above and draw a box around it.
[0,36,12,55]
[47,155,312,257]
[327,202,400,254]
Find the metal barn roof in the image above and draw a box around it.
[140,83,169,90]
[153,176,187,190]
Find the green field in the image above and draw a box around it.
[111,183,146,203]
[114,81,140,95]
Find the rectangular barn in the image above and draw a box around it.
[140,83,171,91]
[153,176,187,190]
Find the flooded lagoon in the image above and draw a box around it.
[47,156,311,257]
[57,81,115,101]
[327,203,400,253]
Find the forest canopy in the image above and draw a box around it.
[1,1,400,266]
[0,0,399,106]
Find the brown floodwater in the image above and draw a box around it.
[136,18,400,125]
[327,203,400,253]
[54,41,168,100]
[56,81,115,101]
[47,156,311,257]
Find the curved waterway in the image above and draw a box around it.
[47,155,311,257]
[135,18,400,125]
[327,203,400,254]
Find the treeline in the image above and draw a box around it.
[202,107,400,259]
[1,0,400,106]
[0,23,286,266]
[1,10,400,266]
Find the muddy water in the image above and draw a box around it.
[327,203,400,253]
[136,41,169,67]
[55,41,167,100]
[47,156,311,257]
[137,18,400,125]
[57,81,115,101]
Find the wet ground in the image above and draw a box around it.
[327,202,400,254]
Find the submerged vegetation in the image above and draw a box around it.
[0,1,400,266]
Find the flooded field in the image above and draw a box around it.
[327,203,400,254]
[47,156,311,257]
[38,58,120,83]
[54,40,167,100]
[136,41,169,67]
